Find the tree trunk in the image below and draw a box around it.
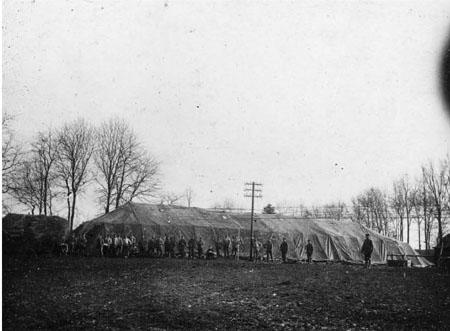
[49,194,53,216]
[399,216,404,241]
[66,181,72,233]
[418,221,421,251]
[436,207,443,266]
[407,217,410,244]
[43,171,48,215]
[70,192,77,234]
[67,195,72,233]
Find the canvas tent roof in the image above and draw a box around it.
[76,202,431,267]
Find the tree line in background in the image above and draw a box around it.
[2,114,160,233]
[272,158,450,251]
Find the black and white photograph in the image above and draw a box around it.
[2,1,450,330]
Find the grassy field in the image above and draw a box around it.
[3,256,450,330]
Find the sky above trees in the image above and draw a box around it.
[3,1,450,228]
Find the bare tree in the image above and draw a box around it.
[410,177,434,252]
[94,119,127,213]
[274,201,306,217]
[2,112,23,196]
[119,151,159,204]
[222,198,237,211]
[8,159,41,214]
[391,180,406,241]
[391,176,414,243]
[275,200,290,215]
[322,202,348,220]
[55,119,95,233]
[422,160,449,263]
[160,192,184,205]
[94,119,160,213]
[31,129,59,215]
[401,176,414,243]
[185,187,195,207]
[352,188,390,236]
[211,198,237,212]
[351,197,366,224]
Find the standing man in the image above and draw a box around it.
[123,235,131,258]
[253,237,262,262]
[164,235,170,258]
[169,236,176,258]
[215,236,222,257]
[148,236,156,257]
[178,235,187,259]
[223,235,231,258]
[265,237,273,262]
[231,236,239,258]
[96,234,103,257]
[197,237,204,259]
[157,236,164,257]
[188,236,196,259]
[79,233,88,257]
[105,234,113,257]
[306,239,313,264]
[361,233,374,269]
[280,237,288,263]
[113,234,120,257]
[130,233,137,246]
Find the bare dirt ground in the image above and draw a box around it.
[3,256,450,330]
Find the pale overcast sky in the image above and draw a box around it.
[3,1,450,225]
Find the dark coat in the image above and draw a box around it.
[280,241,288,253]
[361,239,374,255]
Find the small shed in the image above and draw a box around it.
[434,234,450,269]
[2,213,69,256]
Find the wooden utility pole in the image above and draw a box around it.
[244,182,262,260]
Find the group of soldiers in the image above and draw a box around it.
[60,231,317,263]
[144,234,315,263]
[97,233,139,258]
[59,233,88,256]
[59,231,373,267]
[145,234,243,259]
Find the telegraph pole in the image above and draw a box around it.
[244,182,263,260]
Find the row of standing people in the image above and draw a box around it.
[61,232,316,262]
[147,234,315,263]
[97,233,138,258]
[59,233,88,256]
[61,231,370,266]
[252,237,313,263]
[146,234,242,259]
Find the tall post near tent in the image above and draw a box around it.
[244,182,263,260]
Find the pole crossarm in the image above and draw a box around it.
[245,182,263,186]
